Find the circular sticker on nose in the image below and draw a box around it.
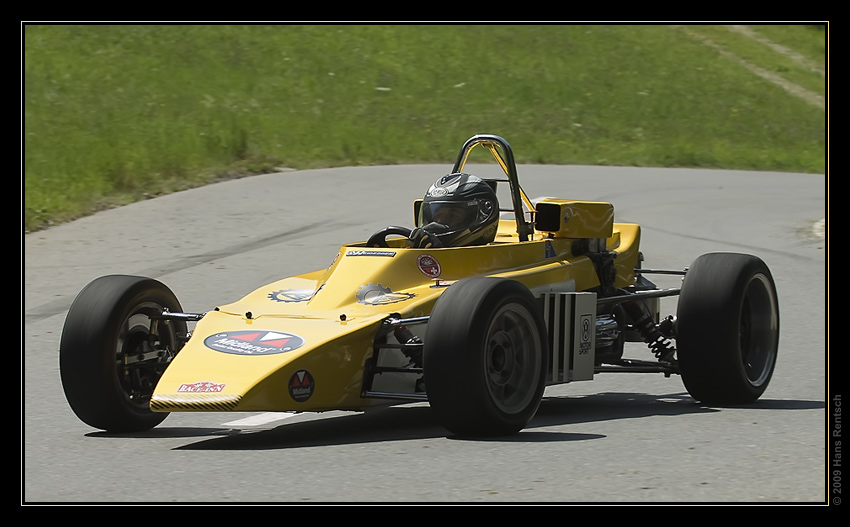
[204,330,305,355]
[289,370,315,402]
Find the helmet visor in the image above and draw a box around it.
[421,201,477,232]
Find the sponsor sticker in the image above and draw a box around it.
[579,314,592,355]
[204,330,305,356]
[177,381,225,393]
[268,289,314,303]
[417,254,442,278]
[346,250,396,257]
[289,370,315,402]
[355,283,415,305]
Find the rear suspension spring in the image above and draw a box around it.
[623,301,676,363]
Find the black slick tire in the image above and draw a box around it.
[59,275,187,432]
[676,253,780,404]
[424,277,548,436]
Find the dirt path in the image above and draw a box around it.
[724,24,825,76]
[673,25,825,110]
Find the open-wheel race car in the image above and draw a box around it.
[59,134,780,437]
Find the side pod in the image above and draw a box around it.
[542,292,597,384]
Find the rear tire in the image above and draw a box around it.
[676,253,779,404]
[424,277,548,436]
[60,275,187,432]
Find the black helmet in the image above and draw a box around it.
[416,173,499,247]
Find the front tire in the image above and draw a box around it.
[59,275,187,432]
[424,277,549,436]
[676,253,779,404]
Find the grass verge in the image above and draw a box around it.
[23,23,827,232]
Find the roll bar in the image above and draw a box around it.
[451,134,535,242]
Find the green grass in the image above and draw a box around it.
[23,23,827,232]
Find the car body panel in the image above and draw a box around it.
[151,214,641,414]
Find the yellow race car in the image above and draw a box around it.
[59,134,780,437]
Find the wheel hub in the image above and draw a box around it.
[484,303,542,414]
[487,333,514,385]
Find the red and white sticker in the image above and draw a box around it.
[177,381,225,393]
[289,370,315,402]
[417,254,442,278]
[204,330,305,356]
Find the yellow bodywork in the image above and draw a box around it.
[151,216,643,415]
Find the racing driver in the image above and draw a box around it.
[407,173,499,249]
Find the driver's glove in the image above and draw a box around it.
[407,228,439,248]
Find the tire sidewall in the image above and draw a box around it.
[676,253,779,403]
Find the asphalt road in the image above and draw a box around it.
[23,163,828,504]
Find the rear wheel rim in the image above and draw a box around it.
[740,273,779,387]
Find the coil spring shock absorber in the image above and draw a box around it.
[393,325,423,367]
[622,300,676,363]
